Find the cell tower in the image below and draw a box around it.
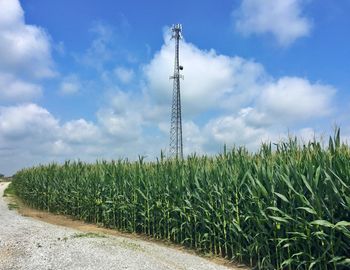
[169,24,184,159]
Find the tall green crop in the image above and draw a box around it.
[12,131,350,269]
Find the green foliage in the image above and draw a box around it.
[12,131,350,269]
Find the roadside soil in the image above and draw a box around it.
[0,182,248,270]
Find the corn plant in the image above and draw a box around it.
[12,130,350,269]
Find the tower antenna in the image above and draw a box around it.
[169,24,184,159]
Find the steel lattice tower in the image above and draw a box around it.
[169,24,184,159]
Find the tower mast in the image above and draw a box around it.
[169,24,184,159]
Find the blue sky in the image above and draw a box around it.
[0,0,349,175]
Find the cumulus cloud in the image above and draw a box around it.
[97,108,142,141]
[201,75,335,149]
[240,77,336,128]
[204,115,271,151]
[0,0,55,106]
[182,121,206,155]
[0,0,55,78]
[0,103,58,141]
[144,30,334,123]
[0,0,57,173]
[234,0,311,46]
[96,90,143,141]
[258,77,335,121]
[0,25,340,176]
[0,103,105,174]
[0,72,42,102]
[62,119,101,144]
[144,34,266,115]
[142,27,336,152]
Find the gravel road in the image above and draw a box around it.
[0,182,241,270]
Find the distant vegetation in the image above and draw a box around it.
[12,130,350,269]
[0,176,12,182]
[0,175,13,182]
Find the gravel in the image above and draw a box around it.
[0,182,240,270]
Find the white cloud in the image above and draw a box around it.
[0,0,23,28]
[0,0,55,78]
[0,26,341,176]
[0,0,55,107]
[97,108,142,141]
[62,119,101,144]
[51,140,72,155]
[96,90,143,141]
[144,30,333,124]
[0,72,42,102]
[240,77,336,128]
[142,28,336,153]
[114,67,134,84]
[234,0,311,46]
[294,127,317,143]
[183,121,206,155]
[0,100,167,175]
[204,115,271,151]
[59,74,81,94]
[0,103,58,141]
[0,103,106,174]
[0,0,57,173]
[144,34,266,115]
[258,77,335,122]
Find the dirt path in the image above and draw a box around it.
[0,182,245,270]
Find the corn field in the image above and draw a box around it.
[12,131,350,269]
